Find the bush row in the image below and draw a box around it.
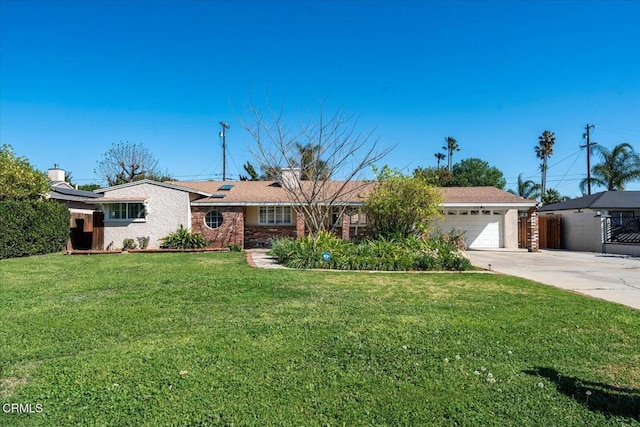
[269,231,472,271]
[0,200,70,259]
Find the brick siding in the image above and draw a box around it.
[244,225,297,248]
[191,206,244,249]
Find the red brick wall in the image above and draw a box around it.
[191,206,244,249]
[244,225,297,248]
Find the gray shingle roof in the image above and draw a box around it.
[539,191,640,211]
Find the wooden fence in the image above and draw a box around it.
[518,214,562,249]
[69,212,104,250]
[538,215,562,249]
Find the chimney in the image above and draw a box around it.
[47,164,65,182]
[279,168,301,190]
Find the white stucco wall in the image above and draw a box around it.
[503,209,518,249]
[101,183,192,249]
[541,210,602,252]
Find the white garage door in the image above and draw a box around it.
[438,209,503,248]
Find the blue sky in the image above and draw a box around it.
[1,0,639,196]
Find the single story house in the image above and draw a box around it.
[88,176,536,251]
[538,191,640,256]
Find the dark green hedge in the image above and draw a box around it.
[0,200,70,259]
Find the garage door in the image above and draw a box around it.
[438,209,503,248]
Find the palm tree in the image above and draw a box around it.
[542,188,568,205]
[295,143,329,180]
[579,143,640,193]
[508,173,541,200]
[434,152,446,169]
[535,130,556,200]
[442,137,459,172]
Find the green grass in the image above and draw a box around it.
[1,252,638,426]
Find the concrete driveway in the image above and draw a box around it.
[466,249,640,310]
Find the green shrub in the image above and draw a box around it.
[0,200,70,259]
[122,238,137,250]
[269,232,472,271]
[137,236,150,250]
[227,244,242,252]
[159,225,209,249]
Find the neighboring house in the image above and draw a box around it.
[90,177,536,250]
[47,167,102,214]
[47,166,104,250]
[539,191,640,256]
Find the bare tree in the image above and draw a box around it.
[240,97,394,239]
[95,141,171,186]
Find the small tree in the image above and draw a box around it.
[414,166,455,186]
[239,161,259,181]
[95,141,172,186]
[241,97,393,239]
[0,144,50,200]
[364,167,443,238]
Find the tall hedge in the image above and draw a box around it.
[0,200,70,259]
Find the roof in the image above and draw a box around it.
[48,183,103,203]
[85,197,148,204]
[174,180,536,207]
[539,191,640,211]
[439,186,535,205]
[176,180,374,205]
[95,179,210,197]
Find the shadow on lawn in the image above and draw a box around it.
[524,367,640,422]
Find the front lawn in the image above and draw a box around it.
[1,253,638,425]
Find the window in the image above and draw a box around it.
[108,203,145,220]
[349,209,367,226]
[205,210,224,229]
[259,206,292,225]
[610,211,634,219]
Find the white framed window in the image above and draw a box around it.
[108,203,146,220]
[259,206,292,225]
[205,210,224,229]
[349,209,367,227]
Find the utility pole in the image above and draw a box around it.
[581,124,596,195]
[219,121,230,181]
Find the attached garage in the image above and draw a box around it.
[436,187,538,250]
[438,209,504,248]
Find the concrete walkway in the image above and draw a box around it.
[466,249,640,310]
[246,249,287,269]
